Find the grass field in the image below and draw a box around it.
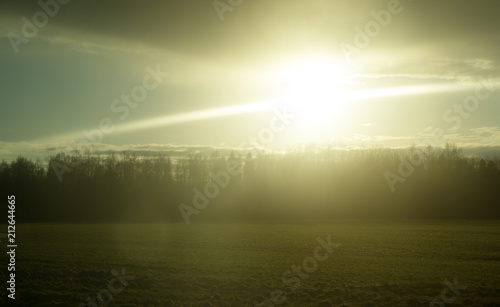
[2,221,500,306]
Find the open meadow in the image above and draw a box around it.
[2,221,499,306]
[3,1,500,306]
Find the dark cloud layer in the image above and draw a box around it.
[3,0,500,63]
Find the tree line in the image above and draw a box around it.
[0,143,499,223]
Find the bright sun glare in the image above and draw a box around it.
[271,56,349,131]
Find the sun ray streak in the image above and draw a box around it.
[32,101,275,144]
[343,83,473,102]
[32,82,470,146]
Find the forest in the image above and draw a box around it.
[1,143,499,223]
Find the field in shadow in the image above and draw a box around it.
[2,221,499,306]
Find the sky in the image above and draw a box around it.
[1,0,500,161]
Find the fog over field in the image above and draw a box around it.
[0,0,499,306]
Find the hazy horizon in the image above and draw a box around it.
[1,0,500,163]
[1,1,500,306]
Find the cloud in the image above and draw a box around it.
[349,57,500,87]
[3,129,500,165]
[1,1,499,157]
[0,140,269,163]
[461,127,500,146]
[4,1,500,89]
[375,126,500,148]
[3,1,500,65]
[470,126,500,135]
[462,146,500,159]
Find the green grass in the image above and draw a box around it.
[2,221,500,306]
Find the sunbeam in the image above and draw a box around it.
[33,101,275,145]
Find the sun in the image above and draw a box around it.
[270,55,350,131]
